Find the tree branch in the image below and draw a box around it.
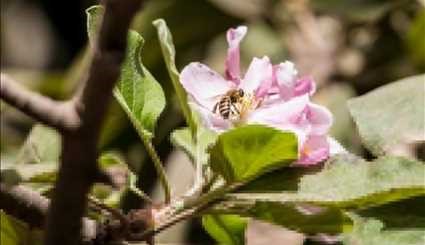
[0,74,80,132]
[44,0,143,245]
[0,184,97,242]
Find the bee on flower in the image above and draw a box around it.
[179,26,345,165]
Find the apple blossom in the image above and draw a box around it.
[179,25,345,165]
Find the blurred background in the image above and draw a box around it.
[1,0,424,244]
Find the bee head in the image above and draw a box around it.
[230,89,244,102]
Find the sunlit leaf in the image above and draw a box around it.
[343,214,425,245]
[229,154,425,209]
[15,124,60,165]
[202,214,247,245]
[153,19,198,137]
[1,124,60,186]
[347,75,425,156]
[251,202,351,234]
[209,200,351,234]
[170,127,217,166]
[86,6,165,139]
[114,30,166,138]
[208,125,297,183]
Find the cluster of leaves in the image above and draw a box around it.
[1,3,424,245]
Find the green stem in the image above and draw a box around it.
[142,136,171,204]
[114,91,170,203]
[140,182,243,240]
[129,185,153,204]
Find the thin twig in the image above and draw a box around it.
[0,184,98,241]
[88,195,129,232]
[0,74,80,132]
[129,185,154,204]
[141,136,171,204]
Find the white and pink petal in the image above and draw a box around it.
[225,26,247,82]
[240,56,273,97]
[297,135,330,166]
[180,62,233,110]
[294,76,316,97]
[274,61,298,100]
[307,103,333,135]
[247,94,309,127]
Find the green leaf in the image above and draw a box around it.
[208,125,297,183]
[347,75,425,156]
[153,19,197,137]
[209,197,351,235]
[357,196,425,229]
[170,127,217,166]
[344,214,425,245]
[1,211,43,245]
[86,5,165,138]
[15,124,61,165]
[202,214,247,245]
[238,165,321,192]
[114,30,166,138]
[93,151,130,207]
[251,202,351,234]
[229,154,425,210]
[98,151,127,169]
[1,124,60,186]
[1,211,24,245]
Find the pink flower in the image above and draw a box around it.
[179,26,345,165]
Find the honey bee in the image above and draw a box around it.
[213,88,245,119]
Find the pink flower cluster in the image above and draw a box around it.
[180,26,344,165]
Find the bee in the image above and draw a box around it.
[213,88,245,119]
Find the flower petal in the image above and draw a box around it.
[247,94,309,126]
[294,76,316,96]
[191,102,232,132]
[327,136,348,155]
[275,61,298,100]
[180,62,233,110]
[307,103,333,135]
[297,135,330,165]
[240,56,273,96]
[225,26,247,82]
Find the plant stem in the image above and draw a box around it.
[114,90,171,204]
[88,195,129,230]
[130,185,154,204]
[142,136,171,204]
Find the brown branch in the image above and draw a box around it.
[0,184,97,242]
[0,184,48,228]
[44,0,143,245]
[0,74,80,132]
[0,0,143,244]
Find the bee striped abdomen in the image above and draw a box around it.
[218,97,231,119]
[213,88,245,120]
